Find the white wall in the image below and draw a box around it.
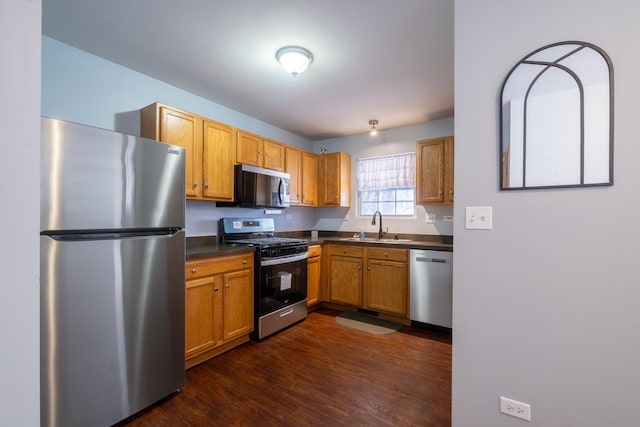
[454,1,640,426]
[42,36,312,150]
[0,0,41,425]
[313,118,455,236]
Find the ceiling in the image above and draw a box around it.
[42,0,454,140]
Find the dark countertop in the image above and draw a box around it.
[186,236,255,260]
[318,237,453,252]
[186,232,452,260]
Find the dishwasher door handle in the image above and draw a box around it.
[416,257,448,263]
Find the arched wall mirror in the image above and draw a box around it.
[500,41,614,190]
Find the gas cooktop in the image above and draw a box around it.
[219,217,307,248]
[226,236,307,247]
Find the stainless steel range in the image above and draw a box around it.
[219,218,308,339]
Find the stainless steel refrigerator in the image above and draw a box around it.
[40,118,186,427]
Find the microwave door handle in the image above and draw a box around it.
[278,178,284,204]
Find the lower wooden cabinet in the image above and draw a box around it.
[307,244,322,307]
[328,245,363,306]
[363,248,408,316]
[327,244,408,317]
[185,252,254,368]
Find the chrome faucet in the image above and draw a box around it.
[371,210,384,239]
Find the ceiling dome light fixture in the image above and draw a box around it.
[276,46,313,76]
[369,119,379,135]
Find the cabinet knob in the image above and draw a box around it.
[439,190,443,195]
[343,249,347,254]
[205,183,209,189]
[384,252,388,257]
[191,268,197,274]
[194,182,199,188]
[242,259,247,264]
[225,284,230,288]
[358,265,361,270]
[449,190,453,194]
[214,287,219,291]
[265,152,269,157]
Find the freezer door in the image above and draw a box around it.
[40,230,185,427]
[41,117,185,231]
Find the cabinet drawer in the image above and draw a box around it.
[308,244,322,258]
[365,247,407,262]
[186,252,253,279]
[328,244,363,258]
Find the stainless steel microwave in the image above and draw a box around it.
[219,164,290,209]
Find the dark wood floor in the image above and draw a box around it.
[118,308,452,427]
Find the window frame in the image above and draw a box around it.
[355,152,417,219]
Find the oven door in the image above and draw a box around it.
[259,253,308,315]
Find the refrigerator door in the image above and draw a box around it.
[40,117,185,232]
[40,230,185,427]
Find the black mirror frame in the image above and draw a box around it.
[499,41,614,191]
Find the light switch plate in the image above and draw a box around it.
[465,206,492,230]
[426,213,436,223]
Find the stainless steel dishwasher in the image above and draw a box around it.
[410,249,453,329]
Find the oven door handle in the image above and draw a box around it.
[261,252,308,267]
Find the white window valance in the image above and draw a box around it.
[357,152,416,191]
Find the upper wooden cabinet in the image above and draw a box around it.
[140,103,235,201]
[416,136,454,205]
[286,147,318,206]
[202,119,235,201]
[285,146,303,205]
[236,130,285,171]
[141,103,203,198]
[236,130,263,167]
[263,138,285,171]
[318,152,351,207]
[301,151,318,206]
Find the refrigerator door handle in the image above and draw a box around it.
[41,228,182,241]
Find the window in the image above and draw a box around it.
[357,152,416,217]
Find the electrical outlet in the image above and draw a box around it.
[443,215,454,222]
[465,206,492,230]
[426,213,436,223]
[499,396,531,421]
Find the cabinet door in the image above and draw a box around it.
[203,119,235,201]
[301,151,318,206]
[319,153,340,206]
[159,106,203,198]
[285,146,303,205]
[263,139,285,171]
[329,255,362,306]
[364,259,408,316]
[307,247,322,306]
[416,138,445,204]
[222,269,254,342]
[185,276,222,358]
[444,137,454,204]
[236,130,262,166]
